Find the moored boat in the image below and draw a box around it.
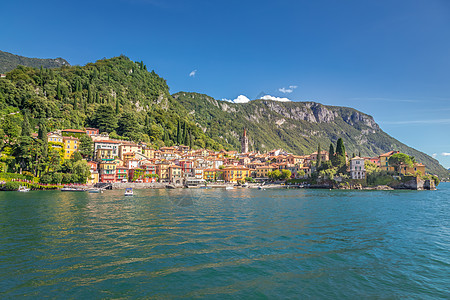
[125,188,134,196]
[18,186,30,192]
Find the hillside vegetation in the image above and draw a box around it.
[0,50,70,73]
[0,54,447,177]
[173,92,449,177]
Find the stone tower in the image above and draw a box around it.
[241,128,249,153]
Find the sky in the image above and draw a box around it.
[1,0,450,168]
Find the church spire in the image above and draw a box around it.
[241,128,249,153]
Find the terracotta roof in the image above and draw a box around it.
[95,140,121,144]
[62,129,86,133]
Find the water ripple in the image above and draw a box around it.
[0,185,449,298]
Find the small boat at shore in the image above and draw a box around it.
[88,188,103,193]
[124,188,133,196]
[61,187,86,192]
[18,186,30,192]
[225,186,234,190]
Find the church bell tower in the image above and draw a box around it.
[241,128,249,153]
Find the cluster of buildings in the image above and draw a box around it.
[46,128,427,184]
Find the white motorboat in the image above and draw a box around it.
[18,186,30,192]
[124,188,134,196]
[88,188,103,193]
[225,186,234,190]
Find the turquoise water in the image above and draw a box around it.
[0,184,449,299]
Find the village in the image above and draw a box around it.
[44,127,428,188]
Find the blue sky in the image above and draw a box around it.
[1,0,450,168]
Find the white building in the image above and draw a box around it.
[350,157,366,179]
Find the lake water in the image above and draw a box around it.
[0,184,449,298]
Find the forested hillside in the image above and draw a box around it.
[173,92,449,177]
[0,50,70,73]
[0,55,225,152]
[0,54,447,177]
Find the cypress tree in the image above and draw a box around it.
[22,111,31,137]
[329,143,334,158]
[56,80,62,100]
[316,144,322,168]
[359,151,361,157]
[183,122,187,145]
[336,138,345,156]
[38,120,48,158]
[189,130,193,149]
[115,98,119,114]
[177,120,181,144]
[87,85,92,103]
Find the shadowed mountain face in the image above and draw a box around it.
[0,50,70,73]
[173,92,449,177]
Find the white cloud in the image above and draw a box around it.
[260,95,291,102]
[222,95,251,104]
[279,85,298,94]
[432,153,437,158]
[442,153,450,156]
[233,95,251,103]
[189,69,197,77]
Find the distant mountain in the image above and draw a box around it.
[173,92,450,178]
[0,50,70,73]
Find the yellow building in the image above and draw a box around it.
[203,169,222,181]
[222,166,250,183]
[379,151,400,172]
[400,163,426,176]
[63,136,79,160]
[119,143,142,160]
[143,147,155,159]
[255,165,276,178]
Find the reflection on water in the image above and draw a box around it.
[0,185,449,298]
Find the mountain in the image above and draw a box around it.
[173,92,449,177]
[0,50,70,73]
[0,55,225,151]
[0,53,448,177]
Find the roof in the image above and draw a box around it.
[62,129,86,133]
[63,136,79,140]
[95,140,121,144]
[379,151,400,157]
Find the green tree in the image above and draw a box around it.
[117,112,140,137]
[388,153,413,174]
[38,120,48,158]
[332,138,346,168]
[280,169,292,180]
[79,135,93,159]
[335,138,345,156]
[72,151,83,162]
[316,144,322,168]
[21,111,31,137]
[72,160,90,183]
[329,143,335,158]
[268,169,281,180]
[92,105,117,133]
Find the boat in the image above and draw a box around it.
[200,186,211,189]
[88,188,103,193]
[18,186,30,192]
[61,187,86,192]
[225,186,234,190]
[124,188,134,196]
